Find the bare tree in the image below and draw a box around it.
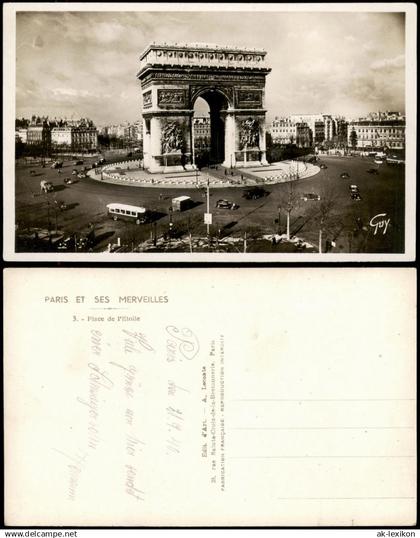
[277,179,301,240]
[314,187,340,253]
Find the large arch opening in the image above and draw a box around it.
[192,89,229,168]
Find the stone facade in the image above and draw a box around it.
[137,43,271,173]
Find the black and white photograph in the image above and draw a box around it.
[3,3,416,260]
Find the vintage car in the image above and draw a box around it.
[301,193,321,202]
[215,199,239,210]
[54,200,68,211]
[242,187,270,200]
[56,235,76,251]
[40,180,54,193]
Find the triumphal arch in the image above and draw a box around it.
[137,43,271,173]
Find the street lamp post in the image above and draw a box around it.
[46,198,51,241]
[206,177,210,238]
[168,206,173,245]
[153,221,157,247]
[54,206,58,235]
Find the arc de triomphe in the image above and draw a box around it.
[137,43,271,173]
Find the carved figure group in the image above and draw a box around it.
[158,90,185,105]
[162,121,183,154]
[143,91,152,107]
[239,118,259,149]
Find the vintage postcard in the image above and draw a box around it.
[4,268,416,526]
[3,2,417,261]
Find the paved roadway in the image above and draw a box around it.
[15,154,405,253]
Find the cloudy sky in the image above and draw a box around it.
[15,9,405,125]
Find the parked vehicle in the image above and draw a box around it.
[64,177,74,185]
[349,184,359,192]
[40,180,54,193]
[242,187,270,200]
[106,203,149,224]
[72,169,78,175]
[319,164,328,169]
[74,160,83,166]
[56,235,76,251]
[50,161,63,169]
[374,159,384,165]
[77,230,96,251]
[54,200,67,211]
[215,199,239,210]
[386,157,405,165]
[172,196,193,212]
[301,193,321,201]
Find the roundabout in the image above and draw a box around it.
[88,159,320,188]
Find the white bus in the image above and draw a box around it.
[106,203,149,224]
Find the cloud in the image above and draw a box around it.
[370,54,405,71]
[51,88,94,98]
[91,22,126,44]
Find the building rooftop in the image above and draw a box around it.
[351,119,406,125]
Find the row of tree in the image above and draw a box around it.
[266,131,358,160]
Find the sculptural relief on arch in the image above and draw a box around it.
[137,43,271,173]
